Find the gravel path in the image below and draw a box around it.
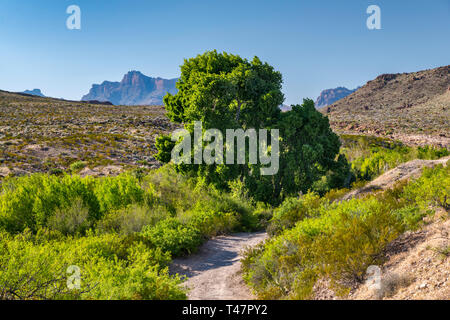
[170,232,268,300]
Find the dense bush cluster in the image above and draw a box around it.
[0,166,261,300]
[242,163,449,299]
[341,135,449,182]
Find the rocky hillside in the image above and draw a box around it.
[315,87,358,108]
[322,65,450,147]
[0,90,176,177]
[314,157,449,300]
[82,71,178,106]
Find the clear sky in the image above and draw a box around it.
[0,0,449,104]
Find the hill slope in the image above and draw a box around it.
[0,90,175,176]
[82,71,178,106]
[322,65,450,147]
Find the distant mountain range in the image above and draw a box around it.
[315,87,359,108]
[279,86,359,112]
[20,75,356,109]
[82,71,178,106]
[22,89,45,97]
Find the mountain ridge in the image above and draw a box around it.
[21,89,45,97]
[82,71,178,106]
[315,86,359,108]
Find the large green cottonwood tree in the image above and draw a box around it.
[156,51,349,204]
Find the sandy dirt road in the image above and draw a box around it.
[170,232,268,300]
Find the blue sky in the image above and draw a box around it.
[0,0,449,104]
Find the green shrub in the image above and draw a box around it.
[0,165,271,300]
[401,164,450,210]
[94,174,147,213]
[243,163,450,300]
[141,218,203,256]
[243,197,404,299]
[392,205,425,231]
[348,143,448,182]
[267,193,325,236]
[96,205,166,235]
[81,242,184,300]
[188,209,239,238]
[47,198,90,235]
[0,231,183,300]
[70,161,87,173]
[0,174,100,233]
[0,231,80,300]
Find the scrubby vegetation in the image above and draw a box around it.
[1,53,448,301]
[340,134,449,183]
[0,90,177,176]
[241,163,449,299]
[0,166,261,300]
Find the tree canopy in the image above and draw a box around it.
[156,50,350,204]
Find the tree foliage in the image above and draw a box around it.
[156,50,349,204]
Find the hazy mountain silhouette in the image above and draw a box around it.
[82,71,178,106]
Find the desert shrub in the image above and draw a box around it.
[49,168,64,176]
[0,165,270,300]
[416,146,449,160]
[140,218,203,256]
[243,165,449,299]
[323,187,350,202]
[347,141,449,182]
[312,200,403,285]
[157,51,350,205]
[80,242,184,300]
[392,205,425,231]
[64,233,172,268]
[355,147,410,180]
[267,193,325,236]
[0,174,99,233]
[145,165,259,232]
[375,272,412,299]
[0,231,80,300]
[0,231,183,300]
[70,161,87,173]
[94,173,147,213]
[96,205,167,235]
[190,188,257,232]
[47,198,90,235]
[243,197,406,299]
[82,256,185,300]
[401,164,450,210]
[187,209,239,238]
